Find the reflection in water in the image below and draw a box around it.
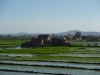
[50,53,100,57]
[6,46,22,49]
[0,54,33,57]
[0,71,49,75]
[0,64,100,75]
[0,60,100,69]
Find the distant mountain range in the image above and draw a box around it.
[55,30,100,36]
[1,30,100,36]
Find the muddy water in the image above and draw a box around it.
[0,64,100,75]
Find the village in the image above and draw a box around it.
[20,32,100,47]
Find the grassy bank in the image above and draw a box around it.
[0,39,30,45]
[0,39,30,48]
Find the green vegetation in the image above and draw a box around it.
[88,37,100,41]
[0,39,30,45]
[0,39,100,64]
[12,56,100,62]
[0,39,30,48]
[0,46,100,63]
[0,47,69,54]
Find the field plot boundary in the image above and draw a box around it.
[0,62,100,71]
[0,69,71,75]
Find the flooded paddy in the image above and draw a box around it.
[2,52,100,58]
[0,71,51,75]
[0,53,33,57]
[6,46,22,49]
[0,46,100,75]
[0,64,100,75]
[50,53,100,57]
[0,60,100,70]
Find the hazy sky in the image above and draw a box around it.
[0,0,100,34]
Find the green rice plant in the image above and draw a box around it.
[0,47,99,54]
[0,39,30,45]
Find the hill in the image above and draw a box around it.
[55,30,100,36]
[0,30,100,36]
